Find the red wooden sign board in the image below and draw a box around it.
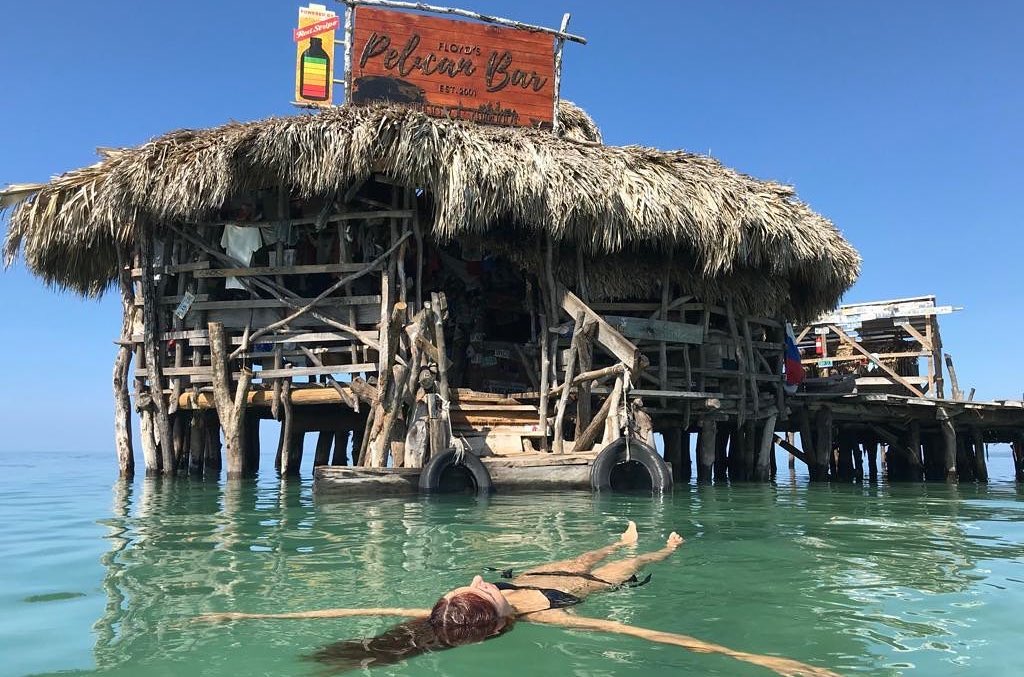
[351,7,556,128]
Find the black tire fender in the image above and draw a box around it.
[590,437,672,492]
[419,449,494,495]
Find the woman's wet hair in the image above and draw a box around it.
[309,591,512,672]
[429,591,508,646]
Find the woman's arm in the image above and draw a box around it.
[526,611,841,677]
[195,608,431,622]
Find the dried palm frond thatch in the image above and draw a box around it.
[2,101,859,318]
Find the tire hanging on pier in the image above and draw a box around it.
[590,437,672,492]
[419,449,494,495]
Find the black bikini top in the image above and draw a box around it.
[491,581,582,609]
[486,569,652,611]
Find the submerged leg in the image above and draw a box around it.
[524,521,639,575]
[591,532,683,585]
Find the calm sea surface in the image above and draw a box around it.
[3,449,1024,677]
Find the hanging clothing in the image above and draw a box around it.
[221,224,263,290]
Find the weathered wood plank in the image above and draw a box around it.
[194,262,372,278]
[605,316,704,345]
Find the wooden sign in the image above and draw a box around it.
[351,7,556,128]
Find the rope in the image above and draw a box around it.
[439,394,469,464]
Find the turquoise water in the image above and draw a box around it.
[3,450,1024,677]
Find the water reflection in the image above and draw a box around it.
[90,479,1024,675]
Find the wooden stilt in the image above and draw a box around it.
[189,413,206,476]
[812,407,832,481]
[113,247,135,478]
[573,388,614,453]
[205,410,222,476]
[279,378,298,476]
[697,417,716,484]
[208,321,252,479]
[139,407,158,475]
[332,429,351,466]
[1013,431,1024,482]
[715,423,730,482]
[138,232,175,476]
[426,393,449,461]
[971,428,988,482]
[172,412,189,475]
[867,442,878,482]
[663,428,685,483]
[244,411,261,475]
[852,439,864,482]
[938,407,957,482]
[314,430,334,467]
[754,414,776,482]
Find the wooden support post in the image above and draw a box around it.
[575,321,596,439]
[113,246,135,478]
[602,374,625,444]
[314,430,334,467]
[715,423,731,482]
[538,312,551,452]
[812,407,833,481]
[139,231,175,475]
[244,411,261,474]
[852,438,864,482]
[697,417,717,484]
[867,442,879,482]
[938,407,957,482]
[278,377,298,476]
[663,428,686,483]
[332,430,350,466]
[754,414,777,482]
[430,293,450,401]
[797,408,815,478]
[204,410,222,475]
[1013,431,1024,483]
[956,434,975,483]
[836,430,854,483]
[971,428,987,482]
[188,412,206,476]
[208,321,252,478]
[553,313,586,454]
[426,393,449,461]
[172,412,189,474]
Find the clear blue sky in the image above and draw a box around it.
[1,1,1021,453]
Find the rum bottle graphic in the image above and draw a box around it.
[300,37,330,101]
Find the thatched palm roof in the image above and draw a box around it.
[2,101,858,318]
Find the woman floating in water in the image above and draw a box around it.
[198,522,839,676]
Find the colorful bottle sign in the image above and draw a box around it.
[300,37,330,101]
[294,4,337,106]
